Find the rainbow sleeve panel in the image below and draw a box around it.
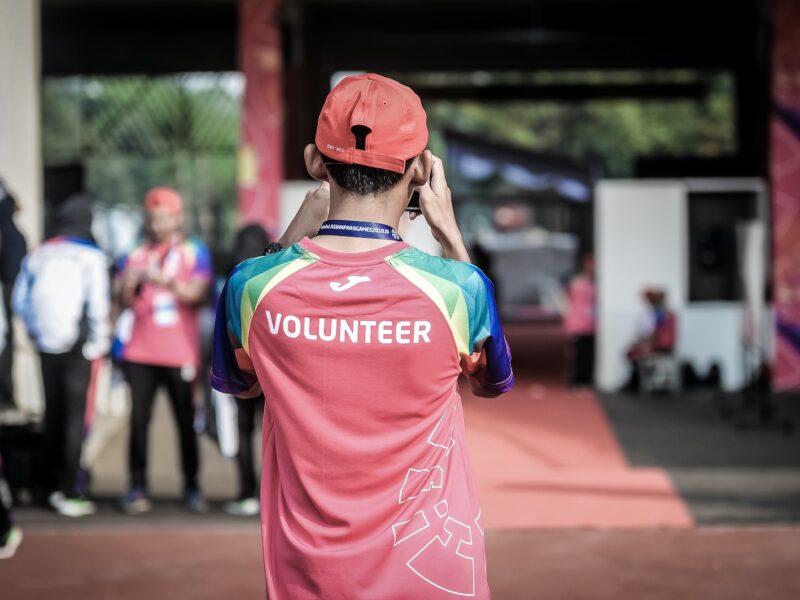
[210,245,317,397]
[185,237,213,280]
[386,249,514,395]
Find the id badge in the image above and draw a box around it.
[153,291,179,327]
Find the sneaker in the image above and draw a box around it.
[48,491,66,510]
[49,492,96,517]
[120,488,152,516]
[223,497,259,516]
[60,498,97,518]
[185,489,209,514]
[0,527,23,560]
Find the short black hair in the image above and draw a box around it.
[322,124,414,196]
[325,159,413,196]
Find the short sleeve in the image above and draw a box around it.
[115,254,129,274]
[460,268,514,395]
[114,251,133,284]
[210,272,262,398]
[191,241,213,281]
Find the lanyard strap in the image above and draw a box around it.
[317,220,402,241]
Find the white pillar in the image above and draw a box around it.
[595,180,687,391]
[0,0,42,416]
[0,0,42,242]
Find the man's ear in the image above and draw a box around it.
[408,150,433,188]
[304,144,329,182]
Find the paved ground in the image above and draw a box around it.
[5,323,800,598]
[3,525,799,599]
[601,390,800,524]
[485,527,800,600]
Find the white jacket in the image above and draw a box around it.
[13,237,110,360]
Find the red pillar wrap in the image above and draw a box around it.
[238,0,283,236]
[772,0,800,389]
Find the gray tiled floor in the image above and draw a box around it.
[601,391,800,523]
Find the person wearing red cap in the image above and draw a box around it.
[117,187,213,515]
[212,74,513,599]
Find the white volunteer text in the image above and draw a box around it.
[265,310,431,344]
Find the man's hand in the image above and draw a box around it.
[410,153,470,263]
[278,181,330,248]
[169,277,211,306]
[121,268,144,290]
[144,268,169,287]
[119,268,144,307]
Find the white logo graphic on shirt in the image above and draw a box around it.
[391,403,481,596]
[406,506,476,597]
[392,510,430,546]
[398,467,444,504]
[392,496,480,597]
[427,406,457,455]
[329,275,371,292]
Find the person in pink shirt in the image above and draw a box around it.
[117,188,212,515]
[564,254,596,386]
[624,288,678,391]
[212,74,513,599]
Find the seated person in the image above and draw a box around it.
[624,288,677,390]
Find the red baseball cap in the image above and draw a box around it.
[144,187,183,214]
[315,73,428,174]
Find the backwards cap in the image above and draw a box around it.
[144,187,183,214]
[315,73,428,174]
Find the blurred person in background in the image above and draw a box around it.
[0,177,26,555]
[0,178,27,410]
[117,188,212,515]
[471,240,500,307]
[12,194,110,517]
[564,254,596,387]
[624,288,677,391]
[0,284,20,557]
[0,451,22,559]
[225,224,269,516]
[213,224,269,517]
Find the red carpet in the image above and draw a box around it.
[462,324,693,529]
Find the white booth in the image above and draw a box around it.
[595,178,768,392]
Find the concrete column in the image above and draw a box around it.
[0,0,42,242]
[0,0,42,416]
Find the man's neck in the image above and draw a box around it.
[326,193,403,226]
[313,191,405,252]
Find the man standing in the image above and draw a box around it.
[118,188,212,514]
[0,179,27,409]
[564,254,596,387]
[0,269,21,556]
[13,195,110,517]
[212,74,513,599]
